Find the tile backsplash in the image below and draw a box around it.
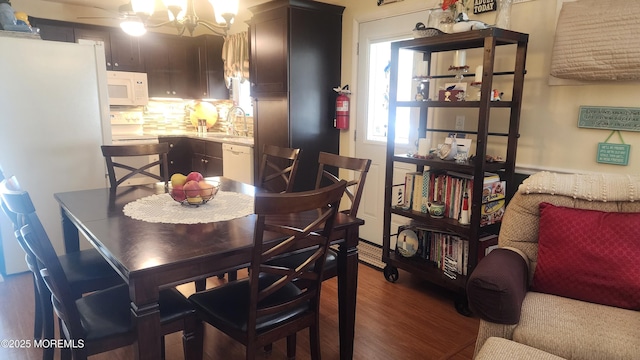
[142,99,253,136]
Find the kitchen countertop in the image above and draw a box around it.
[153,132,254,147]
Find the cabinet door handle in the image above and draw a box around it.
[107,62,111,67]
[170,160,174,164]
[169,143,174,148]
[203,159,209,164]
[114,62,119,67]
[166,91,170,94]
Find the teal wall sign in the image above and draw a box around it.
[579,106,640,132]
[597,143,630,165]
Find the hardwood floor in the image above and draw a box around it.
[0,264,479,360]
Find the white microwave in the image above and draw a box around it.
[107,71,149,106]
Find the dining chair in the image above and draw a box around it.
[259,152,371,355]
[1,176,203,360]
[193,144,303,291]
[257,144,301,194]
[0,171,123,360]
[188,180,347,360]
[267,152,372,281]
[100,142,169,190]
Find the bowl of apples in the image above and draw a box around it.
[169,171,218,206]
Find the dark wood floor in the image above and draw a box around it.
[0,264,479,360]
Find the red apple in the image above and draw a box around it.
[171,184,186,202]
[186,171,204,183]
[183,180,202,198]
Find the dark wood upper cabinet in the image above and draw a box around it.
[192,35,229,100]
[73,27,113,68]
[74,27,144,72]
[30,18,75,42]
[108,31,145,72]
[141,33,196,98]
[249,7,289,96]
[29,18,227,100]
[248,0,344,191]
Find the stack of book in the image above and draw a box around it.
[395,225,499,277]
[402,170,506,226]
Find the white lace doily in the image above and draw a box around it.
[123,191,254,224]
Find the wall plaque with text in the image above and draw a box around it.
[578,106,640,132]
[596,143,630,166]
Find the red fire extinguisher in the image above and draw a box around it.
[333,85,351,130]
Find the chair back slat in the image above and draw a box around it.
[257,144,301,193]
[314,152,371,217]
[101,143,170,190]
[0,178,86,340]
[249,180,346,325]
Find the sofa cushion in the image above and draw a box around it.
[467,248,528,324]
[513,292,640,360]
[475,337,566,360]
[532,202,640,310]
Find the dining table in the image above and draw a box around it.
[53,177,363,360]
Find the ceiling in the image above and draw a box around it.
[37,0,347,34]
[39,0,269,24]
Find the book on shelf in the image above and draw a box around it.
[402,170,430,213]
[402,172,419,210]
[482,179,505,203]
[412,226,469,277]
[477,233,499,263]
[481,199,505,226]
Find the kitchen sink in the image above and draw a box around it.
[204,133,253,146]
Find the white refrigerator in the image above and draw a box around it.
[0,33,111,274]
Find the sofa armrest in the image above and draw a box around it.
[467,248,529,324]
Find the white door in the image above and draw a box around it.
[355,12,428,246]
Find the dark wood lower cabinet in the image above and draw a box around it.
[191,140,223,177]
[160,137,223,177]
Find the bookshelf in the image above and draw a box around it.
[382,28,528,315]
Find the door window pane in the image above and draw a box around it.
[367,41,414,145]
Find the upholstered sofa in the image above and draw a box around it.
[467,171,640,359]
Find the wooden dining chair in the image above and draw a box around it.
[257,144,301,193]
[267,152,372,281]
[193,144,302,290]
[188,180,347,360]
[0,172,123,360]
[1,176,203,360]
[259,152,371,354]
[101,143,169,190]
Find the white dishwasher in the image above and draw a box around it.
[222,143,254,185]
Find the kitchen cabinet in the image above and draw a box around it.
[382,28,528,313]
[248,0,344,191]
[159,136,190,176]
[30,17,75,42]
[141,33,195,98]
[74,27,144,72]
[193,35,229,100]
[190,139,223,177]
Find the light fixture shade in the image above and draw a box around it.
[209,0,238,25]
[163,0,187,21]
[131,0,155,15]
[120,20,147,36]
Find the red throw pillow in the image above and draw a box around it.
[532,202,640,310]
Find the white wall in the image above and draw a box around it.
[337,0,640,175]
[14,0,640,174]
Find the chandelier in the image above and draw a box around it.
[121,0,239,37]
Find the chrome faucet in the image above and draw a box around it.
[226,106,249,137]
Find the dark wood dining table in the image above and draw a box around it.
[53,177,363,360]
